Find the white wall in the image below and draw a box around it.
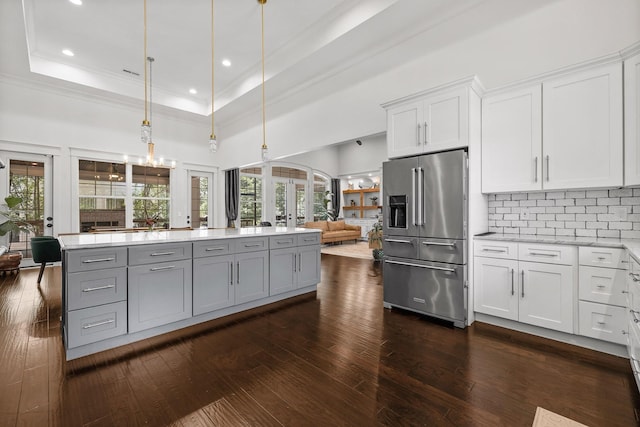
[336,134,386,177]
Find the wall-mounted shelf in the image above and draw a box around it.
[343,188,382,218]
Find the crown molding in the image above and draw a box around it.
[621,40,640,59]
[380,75,484,108]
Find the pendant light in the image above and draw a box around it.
[141,0,151,145]
[146,56,156,166]
[209,0,217,152]
[258,0,268,162]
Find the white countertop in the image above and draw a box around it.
[58,227,320,250]
[474,233,640,263]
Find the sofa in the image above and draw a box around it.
[303,220,361,244]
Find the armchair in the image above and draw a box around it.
[30,236,61,284]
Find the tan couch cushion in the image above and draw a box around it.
[304,221,329,231]
[327,220,346,231]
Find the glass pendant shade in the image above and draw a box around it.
[209,134,217,152]
[141,120,151,144]
[261,144,269,162]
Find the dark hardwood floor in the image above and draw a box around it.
[1,254,639,426]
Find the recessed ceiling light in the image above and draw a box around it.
[69,0,82,5]
[62,49,74,57]
[222,59,231,67]
[189,88,197,94]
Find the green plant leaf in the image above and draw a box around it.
[4,196,22,209]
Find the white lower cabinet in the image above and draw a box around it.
[518,261,573,333]
[628,255,640,393]
[474,242,575,334]
[235,251,269,304]
[193,254,234,315]
[577,247,628,345]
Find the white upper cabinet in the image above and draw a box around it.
[542,62,623,190]
[482,85,542,193]
[481,59,623,193]
[624,51,640,186]
[384,77,481,159]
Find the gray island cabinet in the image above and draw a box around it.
[59,227,321,360]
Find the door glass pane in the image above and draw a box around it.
[8,160,44,257]
[295,183,305,226]
[190,176,208,228]
[274,182,287,227]
[132,165,170,229]
[240,175,262,227]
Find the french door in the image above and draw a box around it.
[187,171,214,229]
[273,178,307,227]
[0,151,53,261]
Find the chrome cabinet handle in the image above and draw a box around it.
[629,272,640,282]
[385,239,412,244]
[294,254,297,272]
[299,253,302,272]
[546,155,550,182]
[150,265,175,271]
[385,259,455,273]
[205,247,226,251]
[82,319,115,329]
[237,262,240,284]
[417,123,422,146]
[630,310,640,323]
[277,240,293,244]
[521,270,525,297]
[534,156,538,183]
[511,268,514,296]
[151,251,175,256]
[422,241,456,247]
[528,251,557,257]
[597,256,607,261]
[230,262,233,285]
[243,243,263,248]
[424,122,428,145]
[82,257,115,264]
[481,248,506,253]
[82,284,116,293]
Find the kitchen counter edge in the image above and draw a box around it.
[58,227,321,250]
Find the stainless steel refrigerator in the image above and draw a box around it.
[382,149,468,328]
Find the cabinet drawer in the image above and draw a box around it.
[297,232,321,247]
[579,246,627,269]
[518,243,575,266]
[193,239,234,258]
[578,300,627,345]
[236,237,269,253]
[128,242,192,265]
[67,301,127,348]
[67,267,127,311]
[578,266,627,307]
[473,240,517,260]
[66,247,127,273]
[269,235,297,249]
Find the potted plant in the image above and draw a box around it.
[367,221,384,261]
[322,191,338,221]
[0,196,35,274]
[369,196,378,206]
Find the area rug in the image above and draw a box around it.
[320,241,373,260]
[532,407,588,427]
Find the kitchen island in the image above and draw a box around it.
[58,227,321,360]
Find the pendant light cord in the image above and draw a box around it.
[143,0,148,124]
[260,1,266,150]
[211,0,215,138]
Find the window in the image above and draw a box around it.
[78,160,170,231]
[79,160,126,232]
[132,165,170,229]
[313,174,330,221]
[240,170,263,227]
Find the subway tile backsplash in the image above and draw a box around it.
[487,188,640,239]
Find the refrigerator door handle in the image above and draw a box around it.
[385,259,455,273]
[411,167,417,226]
[385,238,413,244]
[418,167,424,226]
[422,241,456,247]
